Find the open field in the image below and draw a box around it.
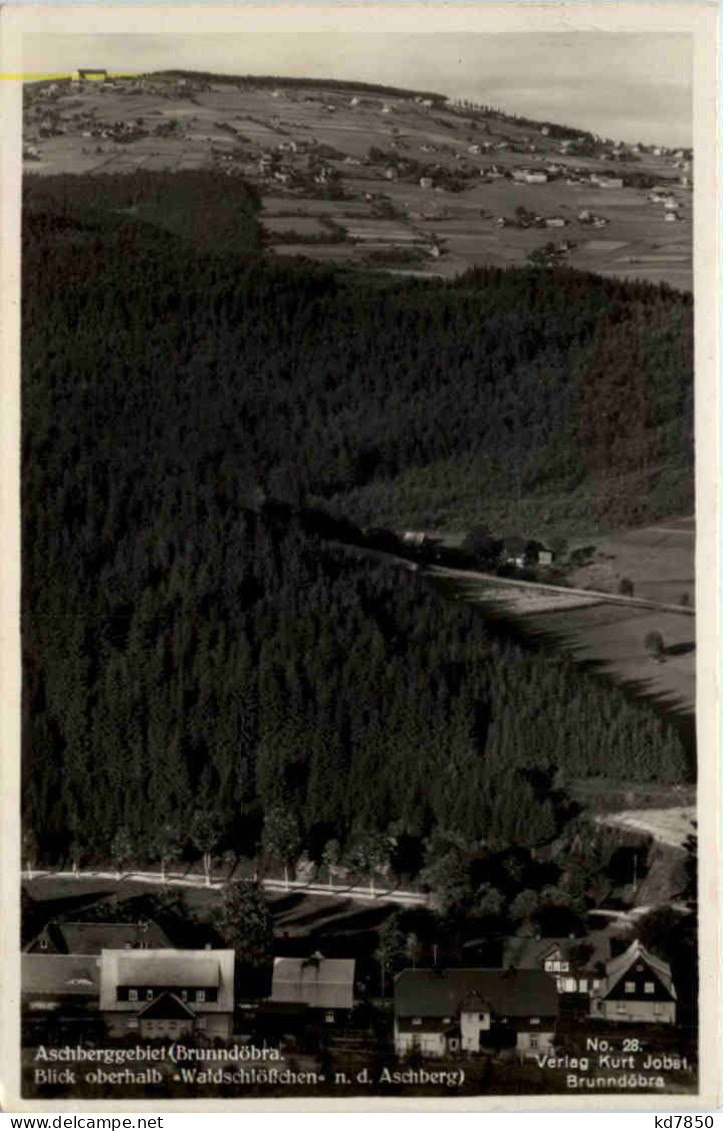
[568,516,695,606]
[597,806,696,850]
[25,76,692,289]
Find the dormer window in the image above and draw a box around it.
[181,990,188,1002]
[196,990,206,1003]
[146,989,154,1001]
[412,1017,422,1026]
[128,989,138,1003]
[40,938,48,951]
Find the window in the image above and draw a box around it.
[324,1011,335,1023]
[617,1003,627,1014]
[196,989,206,1003]
[593,980,601,990]
[579,979,588,993]
[448,1038,459,1052]
[127,1018,138,1030]
[412,1017,422,1026]
[197,1018,207,1031]
[644,982,655,994]
[560,962,570,973]
[128,989,138,1003]
[530,1017,540,1025]
[443,1017,451,1024]
[181,990,188,1001]
[146,989,154,1001]
[624,981,635,994]
[529,1035,539,1049]
[40,939,48,951]
[653,1004,664,1017]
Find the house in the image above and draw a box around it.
[419,177,434,190]
[25,919,172,955]
[73,69,108,83]
[597,177,624,189]
[270,954,355,1024]
[99,948,235,1040]
[22,954,101,1015]
[394,968,558,1057]
[501,536,529,567]
[525,172,548,184]
[502,936,609,995]
[664,212,679,223]
[545,217,567,228]
[589,939,676,1025]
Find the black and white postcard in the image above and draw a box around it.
[1,2,719,1112]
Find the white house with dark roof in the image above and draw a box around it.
[394,968,558,1057]
[589,939,676,1024]
[100,948,235,1040]
[271,954,355,1023]
[502,936,609,995]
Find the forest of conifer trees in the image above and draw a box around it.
[22,171,694,880]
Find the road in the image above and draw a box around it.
[427,564,695,616]
[21,869,430,906]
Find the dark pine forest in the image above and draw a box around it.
[23,171,694,876]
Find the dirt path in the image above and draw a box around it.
[21,869,430,907]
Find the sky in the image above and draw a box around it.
[24,30,692,147]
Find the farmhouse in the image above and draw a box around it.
[502,936,609,995]
[72,69,108,83]
[589,939,676,1025]
[25,919,172,955]
[99,948,235,1040]
[394,968,558,1057]
[271,955,355,1024]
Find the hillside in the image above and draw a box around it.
[22,177,695,876]
[24,171,693,537]
[24,71,693,290]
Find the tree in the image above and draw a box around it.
[345,831,390,895]
[644,630,665,659]
[215,880,273,970]
[150,821,183,883]
[111,826,134,879]
[374,913,406,997]
[190,809,223,886]
[509,888,540,922]
[321,838,342,888]
[262,806,302,888]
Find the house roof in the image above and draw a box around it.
[598,938,676,1000]
[395,968,559,1020]
[99,949,235,1013]
[117,954,220,987]
[22,954,100,997]
[271,956,355,1010]
[502,935,609,973]
[138,992,196,1020]
[31,921,173,955]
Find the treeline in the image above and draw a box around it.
[152,70,445,103]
